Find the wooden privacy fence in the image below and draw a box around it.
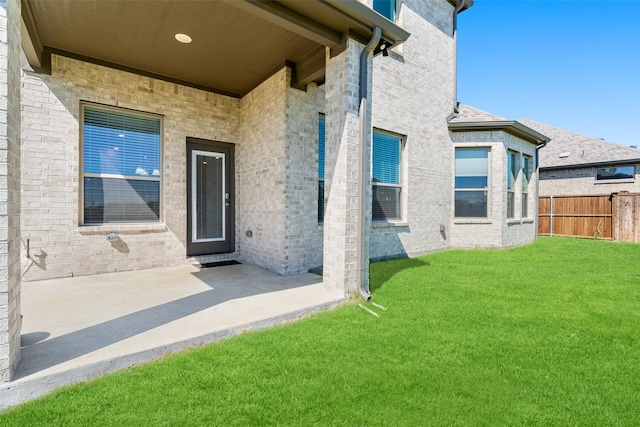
[613,193,640,242]
[538,193,640,242]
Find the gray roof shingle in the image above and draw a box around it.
[451,103,509,122]
[519,119,640,169]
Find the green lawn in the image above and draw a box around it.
[2,237,640,426]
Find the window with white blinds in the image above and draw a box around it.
[317,123,403,222]
[373,130,402,221]
[82,104,161,224]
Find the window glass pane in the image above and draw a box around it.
[596,166,634,180]
[507,192,515,218]
[84,107,161,177]
[373,131,401,185]
[455,176,488,189]
[455,148,488,180]
[373,0,395,20]
[318,116,325,179]
[455,191,487,218]
[318,116,325,224]
[508,151,518,190]
[83,105,161,224]
[84,177,159,224]
[318,181,325,223]
[195,154,224,240]
[522,194,528,218]
[373,185,401,221]
[373,131,402,221]
[455,148,488,218]
[522,155,532,192]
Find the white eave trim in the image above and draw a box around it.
[321,0,410,46]
[448,120,550,145]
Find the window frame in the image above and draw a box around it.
[507,150,519,219]
[454,147,490,219]
[318,114,325,224]
[372,128,404,222]
[522,154,532,218]
[80,103,163,225]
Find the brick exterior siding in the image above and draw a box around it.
[540,165,640,196]
[369,0,456,259]
[0,0,21,382]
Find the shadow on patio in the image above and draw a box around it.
[0,263,344,409]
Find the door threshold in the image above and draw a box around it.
[199,260,242,269]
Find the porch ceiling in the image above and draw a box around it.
[21,0,410,98]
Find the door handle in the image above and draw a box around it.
[225,202,231,207]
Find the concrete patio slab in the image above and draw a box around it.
[0,263,344,410]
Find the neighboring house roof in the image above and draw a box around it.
[519,119,640,170]
[449,104,549,146]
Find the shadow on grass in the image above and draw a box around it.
[369,257,430,293]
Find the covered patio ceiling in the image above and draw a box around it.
[21,0,410,98]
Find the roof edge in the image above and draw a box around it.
[321,0,411,46]
[447,0,474,13]
[448,120,550,145]
[540,158,640,171]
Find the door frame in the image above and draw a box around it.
[186,138,235,256]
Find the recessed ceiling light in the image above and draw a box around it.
[175,33,192,44]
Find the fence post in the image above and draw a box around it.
[549,195,553,236]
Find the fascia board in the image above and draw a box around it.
[449,120,551,145]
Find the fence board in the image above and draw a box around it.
[538,195,612,239]
[613,193,640,243]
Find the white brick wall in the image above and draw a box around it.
[323,40,369,295]
[21,55,241,281]
[540,165,640,196]
[0,0,21,382]
[236,69,288,273]
[21,56,329,281]
[369,0,456,259]
[284,81,324,273]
